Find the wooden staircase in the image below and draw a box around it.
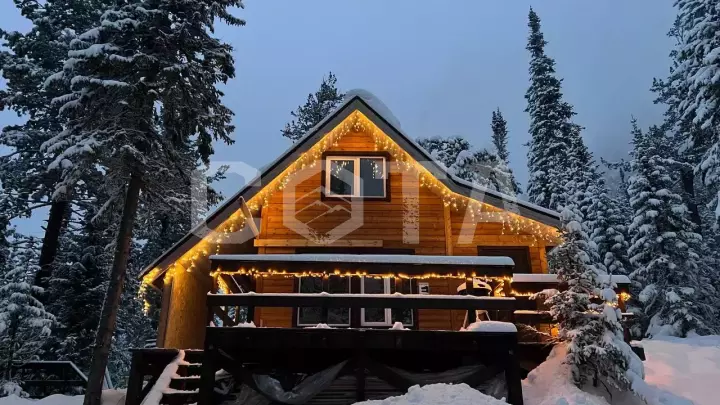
[160,351,203,405]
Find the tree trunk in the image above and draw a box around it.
[34,199,70,292]
[83,174,142,405]
[680,167,702,231]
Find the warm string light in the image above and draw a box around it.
[139,110,562,306]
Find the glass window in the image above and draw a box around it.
[297,276,350,326]
[328,159,355,196]
[326,157,386,198]
[393,278,414,326]
[361,278,390,325]
[359,158,385,197]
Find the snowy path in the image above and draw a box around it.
[643,335,720,405]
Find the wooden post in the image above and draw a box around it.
[503,345,524,405]
[199,342,217,405]
[443,204,453,256]
[320,304,329,324]
[124,351,145,405]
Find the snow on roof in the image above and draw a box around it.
[511,273,631,284]
[343,89,401,129]
[210,254,514,267]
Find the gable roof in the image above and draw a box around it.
[140,90,561,278]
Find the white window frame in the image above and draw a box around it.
[296,276,351,327]
[325,156,387,198]
[360,277,393,326]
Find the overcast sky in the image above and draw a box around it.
[1,1,676,236]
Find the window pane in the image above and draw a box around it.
[298,277,323,325]
[363,278,388,324]
[359,158,385,197]
[392,309,413,325]
[329,159,355,196]
[328,276,350,325]
[392,279,413,326]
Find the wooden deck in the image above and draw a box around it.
[198,292,525,405]
[201,326,524,405]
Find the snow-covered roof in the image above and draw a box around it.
[141,90,561,279]
[511,273,631,285]
[210,254,514,267]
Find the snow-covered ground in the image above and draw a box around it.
[642,335,720,405]
[353,383,507,405]
[1,335,717,405]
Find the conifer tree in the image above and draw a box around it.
[525,8,581,211]
[0,236,55,395]
[668,0,720,224]
[282,72,345,142]
[490,109,521,195]
[43,1,244,402]
[418,136,517,194]
[545,203,632,389]
[45,208,108,372]
[627,121,715,336]
[0,0,116,292]
[587,178,632,276]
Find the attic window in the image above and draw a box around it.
[325,156,386,198]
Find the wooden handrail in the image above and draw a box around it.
[207,293,516,311]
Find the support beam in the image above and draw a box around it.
[253,239,383,247]
[443,204,453,256]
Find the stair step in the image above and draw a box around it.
[175,363,202,377]
[182,350,204,364]
[169,376,200,391]
[160,391,198,405]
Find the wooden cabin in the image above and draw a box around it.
[130,91,630,405]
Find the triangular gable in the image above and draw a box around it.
[140,93,561,281]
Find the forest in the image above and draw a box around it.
[0,1,719,404]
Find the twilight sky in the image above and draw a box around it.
[1,1,676,236]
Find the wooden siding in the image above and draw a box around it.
[254,275,294,327]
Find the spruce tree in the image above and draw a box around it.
[282,72,345,142]
[45,208,108,372]
[525,8,581,211]
[587,178,632,276]
[627,122,715,336]
[0,236,55,395]
[43,1,243,402]
[490,109,521,195]
[545,202,636,390]
[417,136,516,193]
[0,0,116,292]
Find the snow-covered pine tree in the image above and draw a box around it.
[587,178,632,277]
[546,203,634,390]
[45,207,108,373]
[0,235,55,396]
[627,121,715,337]
[0,0,116,291]
[282,72,345,142]
[43,1,244,402]
[525,8,581,211]
[417,136,472,172]
[490,109,521,195]
[667,0,720,225]
[417,136,513,193]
